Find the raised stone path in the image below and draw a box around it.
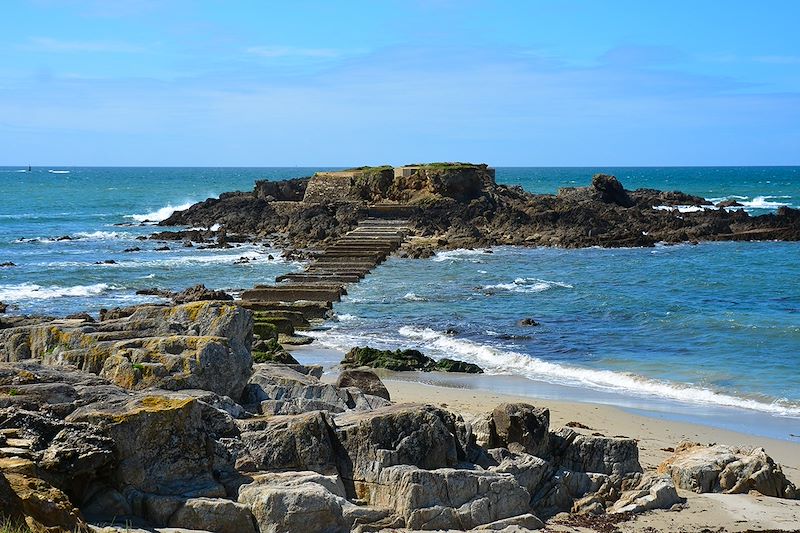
[239,217,411,323]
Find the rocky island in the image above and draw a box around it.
[161,163,800,254]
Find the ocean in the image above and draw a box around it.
[1,166,799,437]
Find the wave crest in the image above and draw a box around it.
[484,277,573,293]
[127,202,196,223]
[0,282,119,301]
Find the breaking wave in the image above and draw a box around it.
[127,202,196,223]
[0,282,120,301]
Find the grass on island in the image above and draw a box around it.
[0,518,31,533]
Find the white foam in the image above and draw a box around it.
[0,282,118,301]
[336,313,357,322]
[403,292,428,301]
[395,326,800,417]
[48,169,70,174]
[653,205,710,213]
[740,196,793,209]
[432,249,488,262]
[484,277,573,293]
[127,202,196,223]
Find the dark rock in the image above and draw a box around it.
[518,317,540,326]
[717,199,743,208]
[0,302,6,314]
[251,338,298,365]
[56,235,72,241]
[590,174,635,207]
[155,246,171,251]
[135,288,174,298]
[64,312,95,322]
[336,369,391,400]
[172,284,234,304]
[122,247,141,253]
[433,358,483,373]
[94,259,117,265]
[342,346,436,371]
[0,261,15,267]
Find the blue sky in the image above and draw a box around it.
[1,0,799,166]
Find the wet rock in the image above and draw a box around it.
[122,247,141,253]
[343,346,436,371]
[433,358,483,373]
[64,312,95,322]
[94,259,117,265]
[0,262,16,267]
[0,302,6,314]
[517,318,540,326]
[657,442,798,498]
[717,199,744,208]
[336,369,390,401]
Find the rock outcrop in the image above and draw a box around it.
[342,345,484,373]
[658,441,798,498]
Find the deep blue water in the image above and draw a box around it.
[1,166,799,426]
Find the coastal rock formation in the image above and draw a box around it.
[0,301,253,399]
[342,345,484,373]
[159,163,800,250]
[658,441,798,498]
[336,369,391,401]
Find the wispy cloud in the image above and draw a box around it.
[23,37,146,53]
[245,46,344,59]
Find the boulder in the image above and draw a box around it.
[368,465,532,530]
[238,471,352,533]
[0,301,8,313]
[609,474,683,514]
[433,358,484,373]
[1,471,88,533]
[333,404,469,497]
[657,442,798,498]
[0,301,253,400]
[478,403,550,458]
[336,369,390,400]
[488,449,553,496]
[168,497,256,533]
[230,411,337,473]
[343,346,436,371]
[67,395,224,497]
[241,364,352,414]
[550,427,642,476]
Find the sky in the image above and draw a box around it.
[1,0,799,166]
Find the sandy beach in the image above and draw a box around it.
[290,339,800,532]
[383,377,800,531]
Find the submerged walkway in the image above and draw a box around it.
[239,217,411,323]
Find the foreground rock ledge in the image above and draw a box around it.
[0,354,796,531]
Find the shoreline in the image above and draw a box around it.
[290,343,800,462]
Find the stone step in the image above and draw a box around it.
[256,282,348,295]
[238,301,332,320]
[240,287,343,303]
[312,255,383,264]
[276,273,362,283]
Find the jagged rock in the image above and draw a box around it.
[550,427,642,476]
[477,403,550,458]
[609,474,683,514]
[590,174,634,207]
[67,395,225,497]
[230,411,337,473]
[517,318,540,327]
[0,301,8,314]
[242,364,352,414]
[167,497,257,533]
[531,468,613,519]
[0,301,253,399]
[172,284,234,304]
[369,465,532,530]
[336,369,390,401]
[434,358,484,373]
[488,449,553,497]
[333,404,469,498]
[657,442,798,498]
[238,471,352,533]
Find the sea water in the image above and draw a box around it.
[1,166,799,437]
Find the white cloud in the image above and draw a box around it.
[23,37,146,53]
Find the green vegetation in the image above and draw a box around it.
[132,363,145,371]
[403,162,482,170]
[433,358,484,374]
[253,322,278,340]
[4,388,20,396]
[344,165,392,172]
[0,518,31,533]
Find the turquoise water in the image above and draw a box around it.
[1,166,799,433]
